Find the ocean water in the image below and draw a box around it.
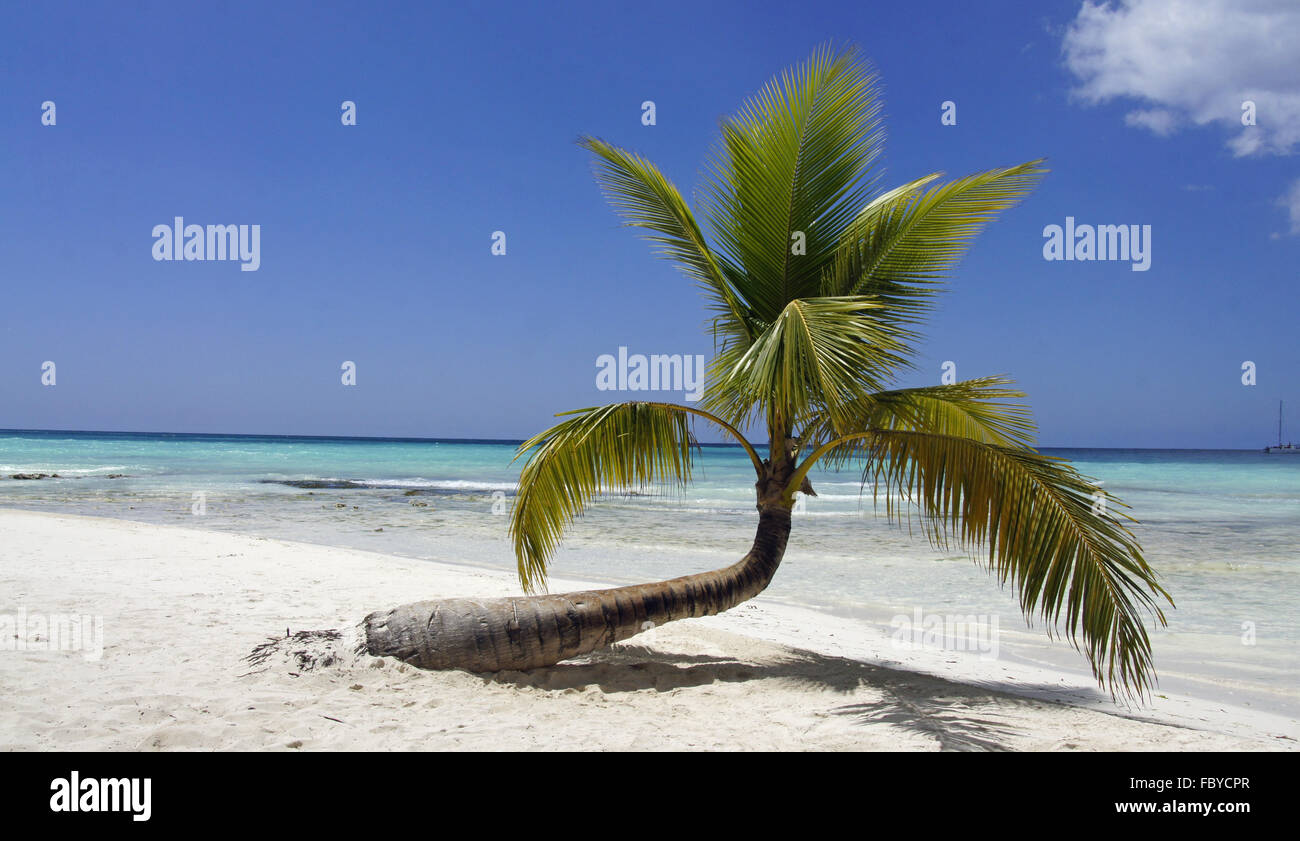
[1,429,1297,715]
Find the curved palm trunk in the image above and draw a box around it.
[362,505,792,672]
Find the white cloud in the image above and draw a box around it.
[1063,0,1300,156]
[1278,178,1300,236]
[1124,108,1178,135]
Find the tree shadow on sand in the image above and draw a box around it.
[830,696,1021,752]
[481,640,1109,751]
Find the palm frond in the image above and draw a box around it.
[510,401,758,593]
[699,44,885,321]
[821,161,1048,329]
[805,377,1038,456]
[579,136,753,348]
[703,296,912,434]
[803,429,1172,698]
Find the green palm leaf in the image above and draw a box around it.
[804,377,1038,454]
[822,162,1048,330]
[703,296,912,433]
[510,401,760,593]
[795,428,1172,698]
[699,43,885,321]
[578,136,753,349]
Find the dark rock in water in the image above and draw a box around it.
[263,478,492,499]
[10,473,50,480]
[105,474,125,479]
[264,479,370,490]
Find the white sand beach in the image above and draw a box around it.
[1,509,1295,751]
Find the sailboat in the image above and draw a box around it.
[1265,401,1300,453]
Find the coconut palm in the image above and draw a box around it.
[363,45,1172,697]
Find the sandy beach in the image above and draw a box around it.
[1,509,1294,751]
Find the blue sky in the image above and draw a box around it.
[2,0,1296,447]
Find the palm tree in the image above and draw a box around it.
[362,45,1172,698]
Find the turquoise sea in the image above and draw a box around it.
[2,429,1297,715]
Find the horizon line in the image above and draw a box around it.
[0,427,1267,452]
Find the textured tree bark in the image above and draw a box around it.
[362,489,793,672]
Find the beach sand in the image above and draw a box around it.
[1,509,1295,751]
